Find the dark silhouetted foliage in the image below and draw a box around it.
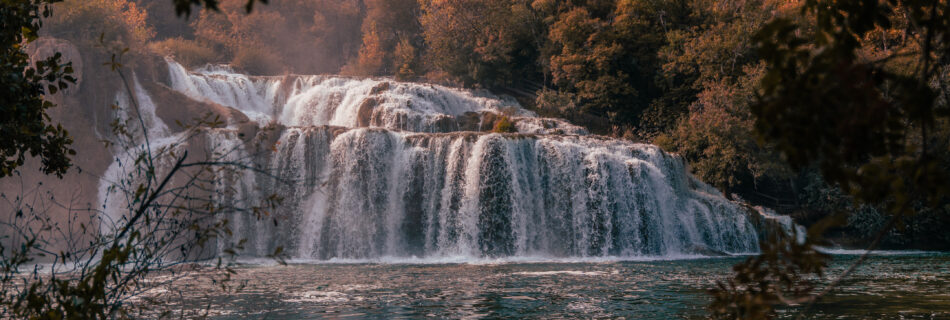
[711,0,950,317]
[170,0,266,17]
[1,0,75,178]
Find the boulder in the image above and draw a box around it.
[357,97,379,127]
[25,37,83,95]
[369,81,390,95]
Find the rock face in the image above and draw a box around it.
[0,41,252,257]
[26,37,84,94]
[143,81,251,129]
[2,38,98,254]
[356,97,379,127]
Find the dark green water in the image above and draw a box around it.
[161,253,950,319]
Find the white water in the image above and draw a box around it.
[98,74,179,233]
[167,60,587,134]
[99,60,766,261]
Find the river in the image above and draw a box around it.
[151,252,949,319]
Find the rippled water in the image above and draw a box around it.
[155,253,950,319]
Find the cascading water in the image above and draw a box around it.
[101,60,765,260]
[98,74,179,233]
[166,60,587,135]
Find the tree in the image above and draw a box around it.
[1,0,76,178]
[352,23,388,76]
[645,0,785,136]
[544,0,692,134]
[656,66,791,195]
[44,0,154,52]
[419,0,543,88]
[347,0,422,77]
[393,35,419,80]
[189,0,362,74]
[711,0,950,318]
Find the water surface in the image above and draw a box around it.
[159,253,949,319]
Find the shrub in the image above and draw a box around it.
[230,45,284,75]
[148,38,218,67]
[492,116,517,133]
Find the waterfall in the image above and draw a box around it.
[207,129,760,260]
[166,60,587,135]
[755,206,807,244]
[97,60,766,261]
[97,73,180,234]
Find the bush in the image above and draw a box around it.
[231,45,284,75]
[492,116,517,133]
[149,38,218,67]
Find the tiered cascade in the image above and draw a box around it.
[99,61,762,261]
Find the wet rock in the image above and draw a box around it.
[431,114,458,132]
[357,97,379,127]
[143,82,246,132]
[456,112,481,131]
[370,81,390,95]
